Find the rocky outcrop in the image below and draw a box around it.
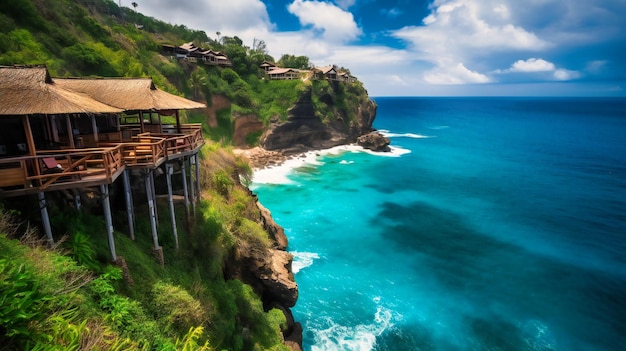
[257,201,288,250]
[357,131,391,152]
[260,86,377,154]
[205,94,231,128]
[233,115,264,147]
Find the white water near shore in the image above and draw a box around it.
[250,144,410,187]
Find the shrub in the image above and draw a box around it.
[152,281,207,334]
[0,259,47,341]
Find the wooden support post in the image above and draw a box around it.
[157,113,163,134]
[150,170,159,226]
[188,157,196,215]
[65,114,75,149]
[122,170,135,240]
[73,189,82,211]
[175,110,181,133]
[139,111,145,133]
[145,170,160,250]
[38,192,54,246]
[194,154,201,203]
[91,115,99,143]
[100,184,117,262]
[165,163,179,249]
[181,159,191,222]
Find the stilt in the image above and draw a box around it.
[188,157,196,215]
[194,154,201,203]
[100,184,117,262]
[145,170,160,250]
[150,170,159,226]
[38,192,54,246]
[181,159,191,222]
[122,170,135,240]
[73,189,82,211]
[165,163,179,249]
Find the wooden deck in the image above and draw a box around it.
[0,124,204,198]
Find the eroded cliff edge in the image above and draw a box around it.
[259,81,378,154]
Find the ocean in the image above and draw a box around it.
[251,97,626,351]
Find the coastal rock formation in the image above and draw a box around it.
[234,115,264,147]
[258,201,288,250]
[260,86,377,154]
[357,131,391,152]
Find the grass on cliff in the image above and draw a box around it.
[0,145,289,351]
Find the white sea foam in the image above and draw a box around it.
[310,302,397,351]
[429,125,449,130]
[381,131,433,139]
[251,144,409,186]
[339,160,355,165]
[251,150,322,186]
[291,251,320,274]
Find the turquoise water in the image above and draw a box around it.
[251,97,626,351]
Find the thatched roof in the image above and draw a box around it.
[55,78,206,111]
[0,66,123,115]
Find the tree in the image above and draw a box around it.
[277,54,310,70]
[131,2,137,12]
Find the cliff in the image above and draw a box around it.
[259,81,377,154]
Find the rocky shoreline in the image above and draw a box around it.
[234,130,391,170]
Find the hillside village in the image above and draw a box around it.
[162,42,358,83]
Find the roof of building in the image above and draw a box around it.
[0,66,123,115]
[55,77,206,111]
[267,68,299,75]
[315,66,337,74]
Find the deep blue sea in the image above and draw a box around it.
[251,97,626,351]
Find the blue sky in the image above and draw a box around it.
[134,0,626,96]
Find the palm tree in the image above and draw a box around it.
[131,2,138,12]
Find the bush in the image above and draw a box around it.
[152,281,207,334]
[0,259,47,341]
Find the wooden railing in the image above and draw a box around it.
[0,125,204,192]
[0,145,124,191]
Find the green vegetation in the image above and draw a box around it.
[0,1,371,347]
[0,145,288,350]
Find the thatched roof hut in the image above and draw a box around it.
[54,78,206,112]
[0,66,123,115]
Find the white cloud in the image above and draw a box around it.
[509,58,555,72]
[390,0,552,86]
[494,58,581,81]
[334,0,356,10]
[287,0,361,42]
[424,62,492,84]
[553,69,580,80]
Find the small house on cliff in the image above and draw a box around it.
[266,67,300,80]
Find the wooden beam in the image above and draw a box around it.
[188,157,196,215]
[65,114,75,149]
[139,111,145,133]
[22,115,36,156]
[165,163,179,249]
[175,110,181,133]
[181,159,191,222]
[194,154,201,203]
[38,192,54,246]
[91,115,99,143]
[122,170,135,240]
[100,184,117,262]
[145,170,160,250]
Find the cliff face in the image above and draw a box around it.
[259,83,377,154]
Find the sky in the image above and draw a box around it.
[131,0,626,96]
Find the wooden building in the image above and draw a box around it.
[266,67,301,80]
[0,65,207,264]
